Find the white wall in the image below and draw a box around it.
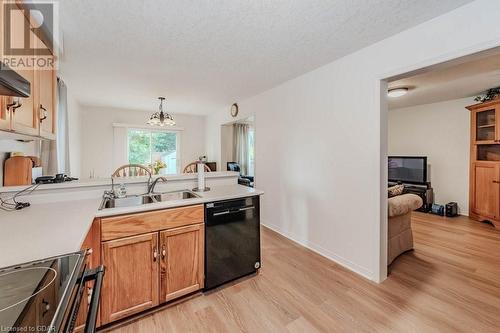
[80,106,206,178]
[67,90,83,178]
[205,0,500,281]
[388,97,473,214]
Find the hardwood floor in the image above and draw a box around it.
[104,213,500,333]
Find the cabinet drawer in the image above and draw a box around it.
[101,205,204,241]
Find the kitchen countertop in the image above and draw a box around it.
[0,185,263,268]
[0,171,239,193]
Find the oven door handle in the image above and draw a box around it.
[83,266,105,333]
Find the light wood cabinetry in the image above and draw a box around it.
[0,1,57,139]
[0,97,12,130]
[74,219,101,333]
[467,99,500,228]
[101,233,160,325]
[160,224,204,302]
[101,204,204,241]
[6,4,38,136]
[99,205,205,325]
[36,39,56,139]
[471,162,500,220]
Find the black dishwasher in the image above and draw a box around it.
[205,196,261,290]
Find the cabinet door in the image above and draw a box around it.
[101,232,159,325]
[36,38,56,139]
[0,97,12,130]
[74,219,101,333]
[159,224,204,303]
[496,105,500,142]
[473,108,497,144]
[472,163,500,219]
[8,7,38,136]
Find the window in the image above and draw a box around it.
[127,129,179,174]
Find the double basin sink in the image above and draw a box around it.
[100,190,200,210]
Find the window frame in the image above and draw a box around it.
[126,127,181,174]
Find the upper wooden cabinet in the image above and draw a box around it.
[5,5,38,136]
[0,97,11,130]
[36,38,56,139]
[468,99,500,144]
[0,2,57,139]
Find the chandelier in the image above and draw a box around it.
[147,97,175,126]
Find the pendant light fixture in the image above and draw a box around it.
[147,97,175,126]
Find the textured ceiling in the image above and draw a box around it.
[58,0,472,114]
[388,50,500,109]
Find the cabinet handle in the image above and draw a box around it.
[41,299,50,316]
[39,104,48,122]
[493,180,500,184]
[153,248,158,261]
[87,287,93,304]
[161,246,166,259]
[7,99,22,112]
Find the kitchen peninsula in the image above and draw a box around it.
[0,171,263,331]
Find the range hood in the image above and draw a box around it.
[0,62,30,97]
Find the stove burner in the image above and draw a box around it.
[0,267,57,312]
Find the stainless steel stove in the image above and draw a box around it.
[0,251,104,333]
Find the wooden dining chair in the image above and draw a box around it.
[112,164,152,178]
[183,162,212,173]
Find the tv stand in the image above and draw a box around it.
[389,182,434,212]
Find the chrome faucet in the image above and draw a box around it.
[148,176,168,194]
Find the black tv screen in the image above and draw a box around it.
[388,156,427,184]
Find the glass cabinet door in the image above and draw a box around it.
[476,109,496,142]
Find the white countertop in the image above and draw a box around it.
[0,185,263,268]
[0,171,240,193]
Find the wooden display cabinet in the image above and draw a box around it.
[467,98,500,228]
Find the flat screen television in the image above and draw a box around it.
[388,156,427,185]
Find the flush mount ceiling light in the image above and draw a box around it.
[147,97,175,126]
[387,87,409,98]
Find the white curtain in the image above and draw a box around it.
[233,123,249,175]
[41,78,70,175]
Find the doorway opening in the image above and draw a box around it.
[381,46,500,280]
[220,115,255,187]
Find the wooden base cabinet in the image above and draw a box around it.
[74,219,101,333]
[470,162,500,226]
[100,233,159,325]
[160,224,204,302]
[99,205,205,326]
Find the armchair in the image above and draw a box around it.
[227,162,254,187]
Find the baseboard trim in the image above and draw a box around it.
[261,221,375,282]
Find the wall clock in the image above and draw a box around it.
[230,103,239,117]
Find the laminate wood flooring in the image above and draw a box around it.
[104,213,500,333]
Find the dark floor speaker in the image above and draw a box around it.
[445,202,458,217]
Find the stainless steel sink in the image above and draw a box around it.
[100,195,156,209]
[99,190,199,209]
[151,190,199,202]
